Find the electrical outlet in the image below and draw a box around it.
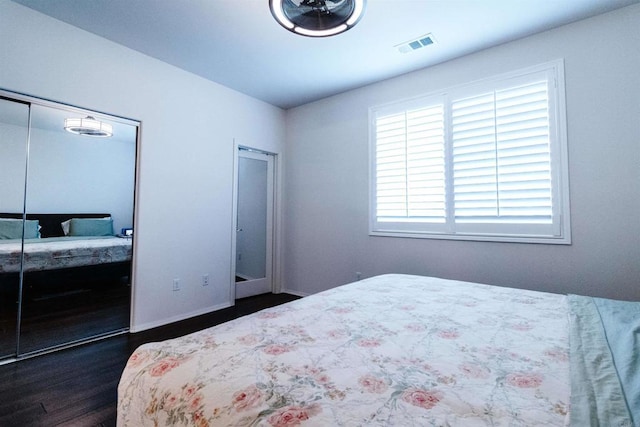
[173,278,180,291]
[202,274,210,286]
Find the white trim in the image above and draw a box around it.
[129,301,233,333]
[230,141,240,304]
[231,142,279,301]
[370,230,569,245]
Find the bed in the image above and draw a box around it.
[0,213,132,297]
[117,274,638,426]
[0,213,132,274]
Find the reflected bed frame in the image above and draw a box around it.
[0,213,131,295]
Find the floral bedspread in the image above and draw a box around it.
[0,236,132,273]
[118,274,570,426]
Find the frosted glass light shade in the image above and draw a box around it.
[270,0,366,37]
[64,116,113,137]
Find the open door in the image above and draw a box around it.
[234,148,274,299]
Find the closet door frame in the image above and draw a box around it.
[0,95,31,361]
[230,141,282,303]
[0,88,141,362]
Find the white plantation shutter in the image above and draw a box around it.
[451,80,552,224]
[370,61,570,243]
[375,104,446,223]
[375,113,409,218]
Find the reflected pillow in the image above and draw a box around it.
[68,217,114,237]
[0,218,40,239]
[61,219,71,236]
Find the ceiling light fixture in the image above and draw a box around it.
[270,0,366,37]
[64,116,113,137]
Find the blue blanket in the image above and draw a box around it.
[569,294,639,427]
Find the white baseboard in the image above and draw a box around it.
[131,290,309,333]
[130,301,233,333]
[280,288,310,297]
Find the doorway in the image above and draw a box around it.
[233,147,275,299]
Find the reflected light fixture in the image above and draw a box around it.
[270,0,366,37]
[64,116,113,137]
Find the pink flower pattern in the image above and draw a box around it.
[162,393,179,410]
[405,322,426,332]
[149,357,182,377]
[238,334,259,345]
[118,274,570,426]
[358,374,389,393]
[268,404,321,426]
[510,321,534,331]
[327,329,346,339]
[506,372,544,388]
[263,344,292,355]
[401,388,443,410]
[332,307,353,314]
[459,363,491,379]
[357,338,381,347]
[437,329,460,339]
[232,385,264,411]
[126,351,149,368]
[544,347,569,362]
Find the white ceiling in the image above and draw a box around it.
[11,0,638,109]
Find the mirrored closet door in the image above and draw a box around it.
[0,90,139,360]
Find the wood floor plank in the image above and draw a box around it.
[55,404,115,427]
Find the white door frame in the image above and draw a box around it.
[230,142,279,301]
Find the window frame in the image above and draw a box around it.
[368,60,571,244]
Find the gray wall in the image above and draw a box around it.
[0,110,135,231]
[0,121,29,212]
[283,4,640,301]
[0,0,286,331]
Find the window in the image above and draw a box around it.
[370,61,570,244]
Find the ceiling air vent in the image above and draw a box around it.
[396,33,436,54]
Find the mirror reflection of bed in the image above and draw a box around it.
[0,213,132,353]
[0,96,138,359]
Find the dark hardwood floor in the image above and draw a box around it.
[1,269,131,357]
[0,292,300,427]
[19,282,130,354]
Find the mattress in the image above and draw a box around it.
[118,274,595,426]
[0,236,132,273]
